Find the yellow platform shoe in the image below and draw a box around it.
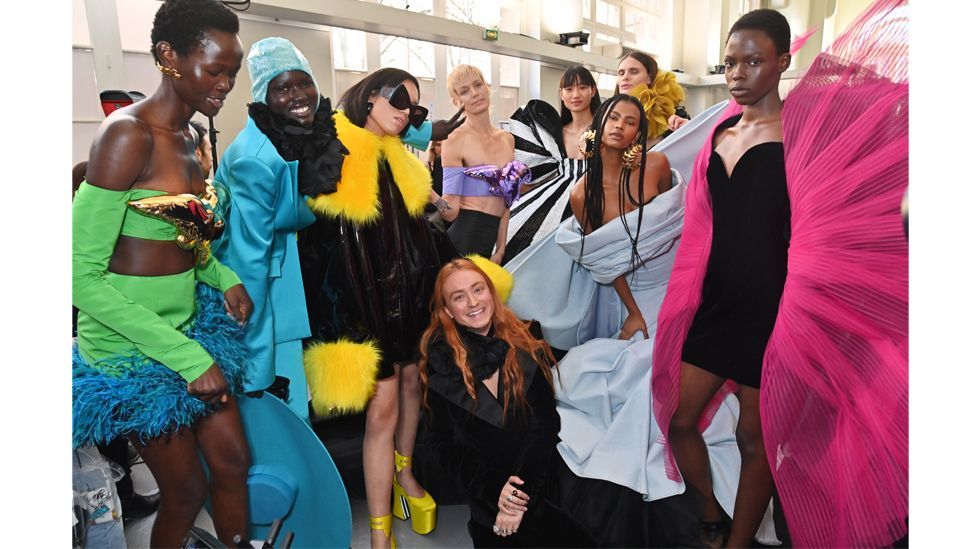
[392,450,437,535]
[369,514,397,549]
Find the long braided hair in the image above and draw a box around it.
[579,94,650,268]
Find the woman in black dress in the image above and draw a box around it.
[299,68,453,547]
[668,9,792,548]
[418,258,595,548]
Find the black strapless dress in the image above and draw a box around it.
[681,115,790,389]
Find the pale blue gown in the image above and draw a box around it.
[508,169,779,544]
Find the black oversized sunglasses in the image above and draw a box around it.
[377,83,429,131]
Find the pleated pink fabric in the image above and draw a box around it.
[764,1,908,545]
[651,1,908,546]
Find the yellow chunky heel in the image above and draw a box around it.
[369,514,397,549]
[392,450,437,535]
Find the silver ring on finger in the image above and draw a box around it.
[506,495,513,502]
[492,524,500,534]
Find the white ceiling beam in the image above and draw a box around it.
[247,0,622,74]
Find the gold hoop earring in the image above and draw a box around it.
[155,61,182,80]
[622,142,643,170]
[578,129,596,159]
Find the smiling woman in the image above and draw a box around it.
[266,70,319,125]
[71,0,252,546]
[209,36,346,422]
[418,258,595,548]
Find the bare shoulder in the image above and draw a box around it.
[568,174,587,224]
[86,112,154,192]
[440,127,468,165]
[497,129,515,147]
[644,151,671,176]
[643,151,673,195]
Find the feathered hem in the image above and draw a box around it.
[72,286,251,447]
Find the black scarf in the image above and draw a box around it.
[248,99,348,196]
[458,327,510,382]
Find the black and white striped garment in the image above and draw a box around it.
[502,100,586,265]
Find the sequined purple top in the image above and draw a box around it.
[442,160,530,208]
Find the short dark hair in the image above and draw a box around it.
[615,50,658,94]
[558,65,601,126]
[188,120,207,151]
[727,9,791,55]
[150,0,240,62]
[339,68,421,128]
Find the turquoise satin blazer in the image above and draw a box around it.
[212,118,316,392]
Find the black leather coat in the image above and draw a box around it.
[298,160,456,378]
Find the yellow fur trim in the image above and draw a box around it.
[306,112,432,224]
[303,338,382,416]
[629,71,685,139]
[467,254,514,303]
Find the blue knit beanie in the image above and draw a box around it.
[247,37,320,109]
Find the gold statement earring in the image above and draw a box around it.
[578,129,597,159]
[622,142,643,170]
[155,61,182,80]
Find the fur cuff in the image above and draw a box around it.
[304,338,381,416]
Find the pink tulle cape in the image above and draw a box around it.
[650,0,908,546]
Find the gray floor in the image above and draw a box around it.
[122,460,221,548]
[121,460,473,548]
[349,497,473,549]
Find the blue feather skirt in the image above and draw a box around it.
[72,286,251,447]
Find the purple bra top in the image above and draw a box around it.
[442,160,531,208]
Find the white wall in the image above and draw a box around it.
[73,0,862,165]
[72,0,339,166]
[216,18,337,156]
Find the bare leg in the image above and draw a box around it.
[668,362,728,546]
[725,386,774,548]
[395,362,425,497]
[129,429,208,548]
[193,395,251,545]
[365,373,400,548]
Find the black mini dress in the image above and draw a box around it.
[681,114,790,389]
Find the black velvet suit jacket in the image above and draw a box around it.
[423,325,560,527]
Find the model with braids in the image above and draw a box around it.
[571,93,671,340]
[577,95,650,267]
[507,90,746,547]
